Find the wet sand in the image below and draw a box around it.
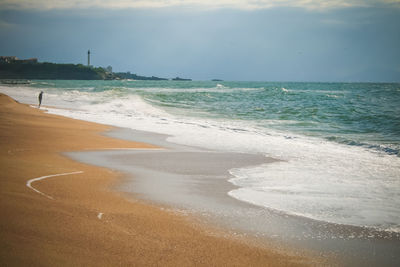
[0,93,311,266]
[69,127,400,266]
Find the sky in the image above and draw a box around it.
[0,0,400,82]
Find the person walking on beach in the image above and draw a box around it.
[38,91,43,108]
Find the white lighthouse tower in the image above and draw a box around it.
[87,50,91,66]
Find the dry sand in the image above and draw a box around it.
[0,93,311,266]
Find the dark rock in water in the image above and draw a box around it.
[172,77,192,81]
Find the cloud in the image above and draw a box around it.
[0,0,399,10]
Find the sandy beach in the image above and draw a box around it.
[0,93,311,266]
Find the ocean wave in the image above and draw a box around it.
[135,87,262,94]
[2,82,400,232]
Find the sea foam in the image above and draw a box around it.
[2,84,399,232]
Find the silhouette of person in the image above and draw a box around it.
[38,91,43,108]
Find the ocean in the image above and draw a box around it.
[1,80,399,232]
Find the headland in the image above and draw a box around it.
[0,56,183,81]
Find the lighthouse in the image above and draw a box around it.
[87,50,91,66]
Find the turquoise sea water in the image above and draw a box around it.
[25,80,400,156]
[1,80,399,231]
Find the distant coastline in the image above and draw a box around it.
[114,71,168,81]
[0,60,113,80]
[0,56,188,81]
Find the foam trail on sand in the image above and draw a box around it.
[39,92,400,231]
[26,171,84,199]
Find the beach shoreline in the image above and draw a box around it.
[0,93,312,266]
[71,127,400,267]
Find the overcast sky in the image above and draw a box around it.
[1,0,399,82]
